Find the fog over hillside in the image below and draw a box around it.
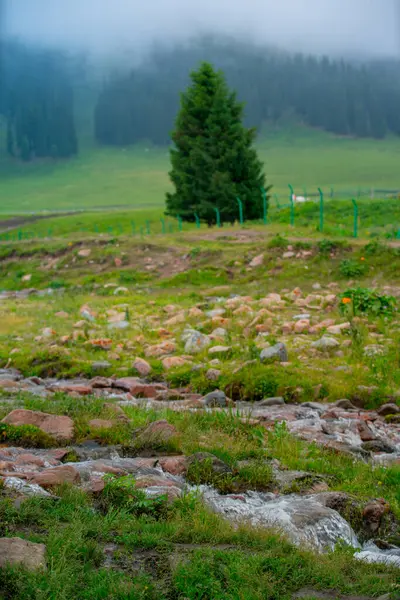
[2,0,400,59]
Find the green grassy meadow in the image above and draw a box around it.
[0,126,399,216]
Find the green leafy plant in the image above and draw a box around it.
[101,475,168,518]
[339,288,396,317]
[317,239,345,254]
[339,259,367,278]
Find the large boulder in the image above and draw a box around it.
[260,343,288,363]
[2,409,74,442]
[0,537,46,570]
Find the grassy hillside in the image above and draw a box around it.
[0,126,399,215]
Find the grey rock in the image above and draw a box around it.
[362,440,396,454]
[301,402,325,412]
[377,403,400,417]
[203,490,359,553]
[273,469,325,491]
[4,477,53,498]
[293,314,311,321]
[260,343,288,363]
[108,321,129,330]
[91,361,111,371]
[206,369,221,382]
[335,399,357,410]
[202,390,227,408]
[182,329,211,354]
[311,336,340,351]
[259,397,285,407]
[364,345,385,357]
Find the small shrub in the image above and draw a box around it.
[317,239,345,254]
[363,240,387,256]
[339,259,367,278]
[101,475,168,518]
[267,234,288,249]
[339,288,396,317]
[223,365,278,402]
[0,423,54,448]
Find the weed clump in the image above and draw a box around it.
[339,259,368,278]
[0,423,54,448]
[339,288,396,317]
[101,475,169,518]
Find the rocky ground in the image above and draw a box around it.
[0,233,400,599]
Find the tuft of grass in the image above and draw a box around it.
[0,423,55,448]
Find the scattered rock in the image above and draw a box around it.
[208,345,231,356]
[260,343,288,363]
[202,390,228,408]
[206,368,221,381]
[162,356,189,370]
[29,465,80,488]
[364,345,385,357]
[2,409,74,441]
[0,538,46,570]
[259,397,285,407]
[158,456,187,476]
[377,403,400,417]
[294,319,310,334]
[145,341,177,358]
[249,254,264,268]
[311,336,340,351]
[335,399,356,410]
[362,440,395,454]
[182,329,211,354]
[132,358,152,377]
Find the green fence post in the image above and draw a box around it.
[48,229,52,239]
[177,216,183,232]
[352,199,359,239]
[17,230,23,241]
[194,213,200,228]
[214,207,221,228]
[236,197,244,225]
[146,221,151,235]
[131,221,136,235]
[261,187,268,224]
[108,226,113,236]
[160,218,166,234]
[318,187,324,233]
[288,184,295,226]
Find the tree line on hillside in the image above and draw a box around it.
[95,38,400,145]
[1,38,400,162]
[0,42,78,161]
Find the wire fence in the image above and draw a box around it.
[1,185,400,242]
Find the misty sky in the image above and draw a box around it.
[3,0,400,58]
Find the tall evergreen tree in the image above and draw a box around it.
[166,62,269,225]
